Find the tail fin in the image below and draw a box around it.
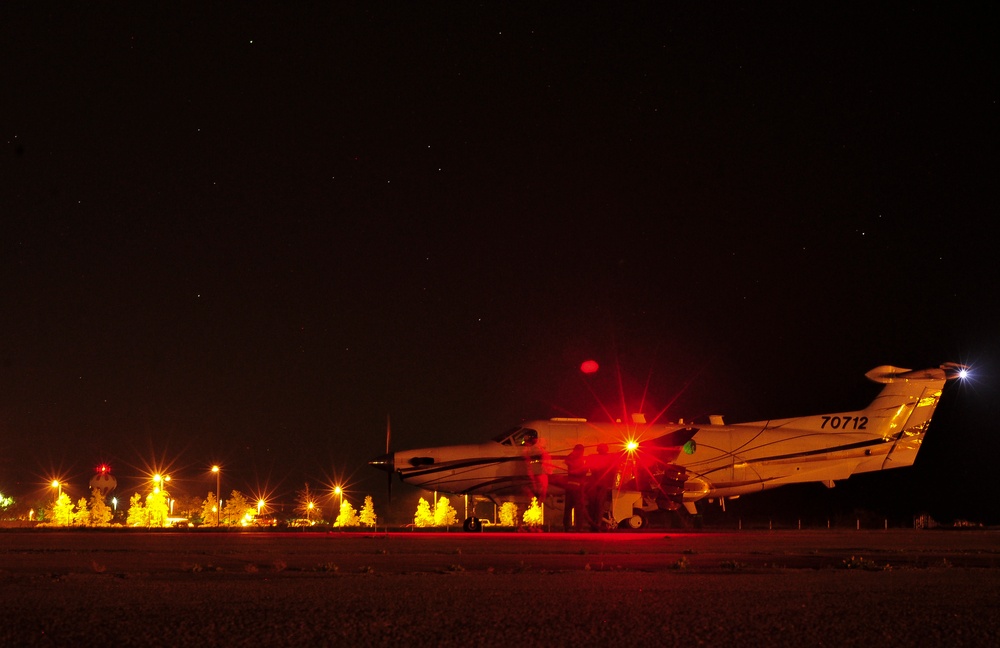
[862,363,964,469]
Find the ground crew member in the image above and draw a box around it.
[563,444,591,531]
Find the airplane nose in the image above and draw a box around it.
[369,453,395,473]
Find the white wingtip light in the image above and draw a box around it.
[940,362,970,380]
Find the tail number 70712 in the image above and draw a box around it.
[820,415,868,429]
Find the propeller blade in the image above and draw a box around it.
[386,413,392,502]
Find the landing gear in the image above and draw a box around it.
[462,516,482,532]
[619,511,648,530]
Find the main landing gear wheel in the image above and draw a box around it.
[619,511,648,530]
[463,516,482,532]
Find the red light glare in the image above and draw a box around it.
[580,360,599,374]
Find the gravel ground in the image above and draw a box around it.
[2,529,998,646]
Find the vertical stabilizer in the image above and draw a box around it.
[862,364,962,468]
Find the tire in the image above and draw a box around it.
[620,512,647,530]
[462,516,482,532]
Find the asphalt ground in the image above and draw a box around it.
[1,529,998,646]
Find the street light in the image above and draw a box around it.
[152,473,171,493]
[211,465,220,526]
[165,475,174,515]
[332,486,345,529]
[51,480,61,500]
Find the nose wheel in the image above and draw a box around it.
[619,511,648,530]
[463,516,483,532]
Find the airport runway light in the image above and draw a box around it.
[211,465,221,526]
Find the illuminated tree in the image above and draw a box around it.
[74,498,90,526]
[126,493,148,527]
[359,495,377,528]
[413,497,435,527]
[52,493,74,526]
[498,502,519,527]
[222,490,254,526]
[433,496,458,527]
[522,497,544,527]
[334,499,360,527]
[0,492,13,518]
[89,488,112,526]
[200,492,220,526]
[145,489,169,527]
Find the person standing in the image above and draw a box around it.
[587,443,618,529]
[563,444,591,531]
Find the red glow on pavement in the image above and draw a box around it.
[580,360,599,374]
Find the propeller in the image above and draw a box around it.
[367,414,396,502]
[385,414,392,502]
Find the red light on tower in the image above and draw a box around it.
[580,359,599,374]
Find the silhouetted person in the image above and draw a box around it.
[587,442,618,529]
[563,444,591,531]
[523,437,552,504]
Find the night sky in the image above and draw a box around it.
[3,4,997,524]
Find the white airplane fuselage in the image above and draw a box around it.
[370,364,963,522]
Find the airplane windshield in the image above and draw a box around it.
[494,427,539,446]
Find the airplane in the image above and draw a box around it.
[370,363,968,531]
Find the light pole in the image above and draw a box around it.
[51,480,61,500]
[211,465,221,526]
[332,486,343,527]
[153,473,171,494]
[152,474,171,526]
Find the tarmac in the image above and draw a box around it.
[1,528,998,646]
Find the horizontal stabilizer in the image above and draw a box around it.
[865,363,966,384]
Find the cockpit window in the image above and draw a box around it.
[519,429,538,446]
[493,427,539,446]
[494,427,520,445]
